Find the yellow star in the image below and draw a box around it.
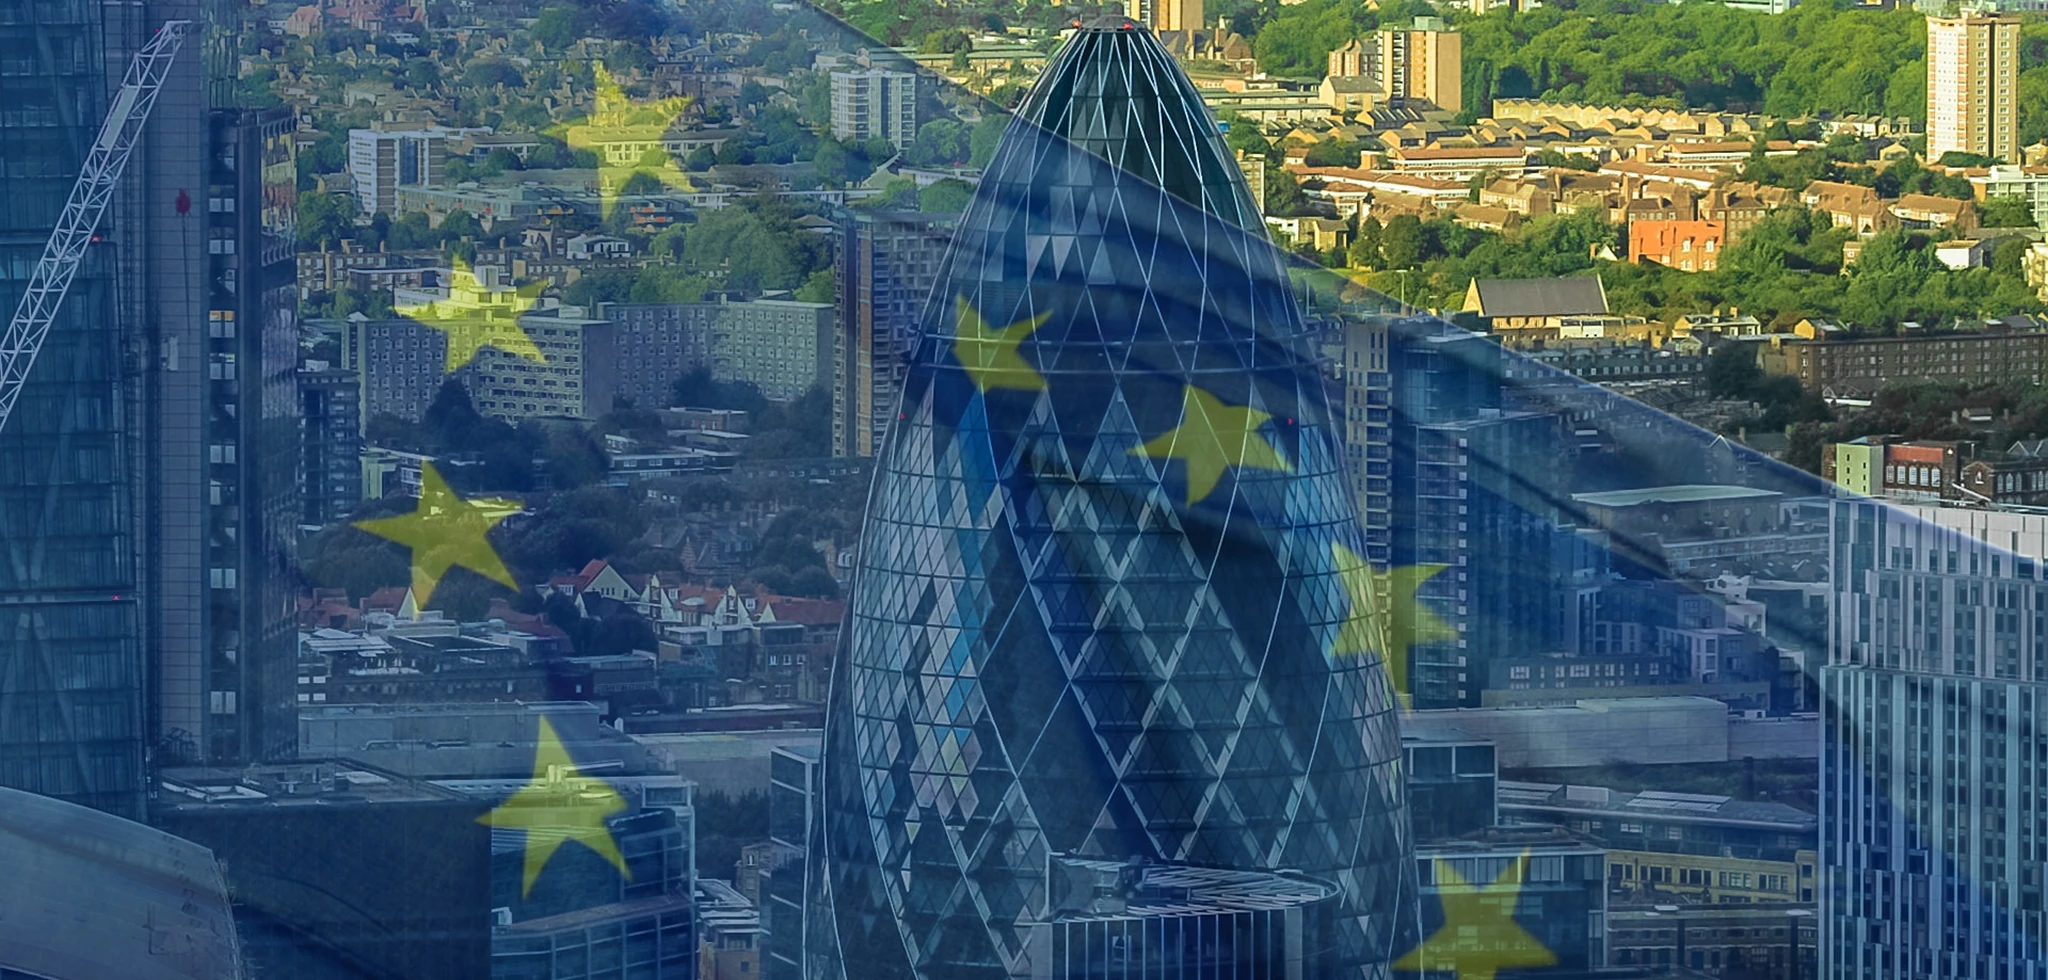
[477,715,632,898]
[1331,544,1456,700]
[395,255,547,373]
[952,296,1051,393]
[1129,385,1291,505]
[558,63,695,218]
[352,461,520,606]
[1396,852,1558,980]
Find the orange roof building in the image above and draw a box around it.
[1628,219,1727,272]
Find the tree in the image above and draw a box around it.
[532,6,580,51]
[795,269,834,304]
[1980,195,2038,229]
[1705,342,1764,399]
[918,178,974,215]
[298,191,356,249]
[1348,216,1384,270]
[1379,214,1427,270]
[905,119,970,168]
[1264,165,1306,217]
[968,114,1010,168]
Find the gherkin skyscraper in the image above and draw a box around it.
[806,18,1413,979]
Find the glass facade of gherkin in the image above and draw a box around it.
[806,19,1413,980]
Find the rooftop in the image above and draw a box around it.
[0,785,241,980]
[1498,780,1817,831]
[1571,484,1783,508]
[1468,276,1609,318]
[1046,859,1337,923]
[158,761,464,810]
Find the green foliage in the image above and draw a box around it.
[463,59,525,90]
[969,114,1010,168]
[921,28,972,54]
[1391,201,2042,332]
[1248,0,1374,79]
[1219,111,1270,158]
[297,190,356,249]
[1935,151,1998,168]
[680,200,826,293]
[918,177,975,214]
[531,6,579,50]
[1981,195,2039,229]
[672,366,768,412]
[1447,0,1927,117]
[1303,140,1362,168]
[904,119,971,167]
[870,176,921,210]
[743,385,834,461]
[1263,165,1306,217]
[747,506,840,598]
[795,268,835,304]
[629,266,710,303]
[1704,341,1764,399]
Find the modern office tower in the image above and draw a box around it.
[1389,320,1580,708]
[761,744,819,980]
[0,784,241,980]
[1401,729,1609,975]
[1342,318,1393,565]
[1125,0,1204,36]
[1402,730,1498,843]
[828,69,918,150]
[0,0,151,817]
[348,126,449,213]
[829,210,956,458]
[1377,16,1462,113]
[1926,12,2022,163]
[806,18,1410,980]
[300,362,363,526]
[0,0,297,803]
[1822,498,2048,980]
[170,104,303,765]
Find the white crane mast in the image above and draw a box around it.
[0,19,192,437]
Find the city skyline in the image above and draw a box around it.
[0,0,2046,978]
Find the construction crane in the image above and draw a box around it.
[0,19,192,438]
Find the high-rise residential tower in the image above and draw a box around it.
[806,17,1411,980]
[829,209,956,458]
[828,69,918,152]
[1377,16,1462,114]
[1125,0,1204,36]
[1822,499,2048,979]
[1926,11,2022,163]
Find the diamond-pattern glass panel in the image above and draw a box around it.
[807,19,1411,980]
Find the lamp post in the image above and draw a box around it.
[1786,907,1815,980]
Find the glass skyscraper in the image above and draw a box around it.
[806,18,1411,979]
[0,0,149,818]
